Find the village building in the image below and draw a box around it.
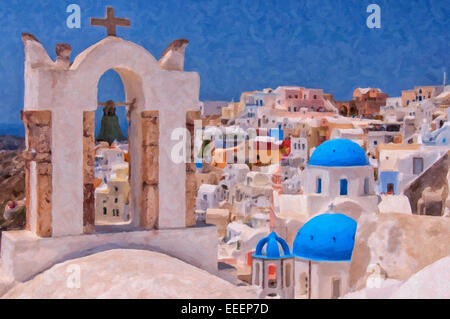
[274,86,327,113]
[196,184,221,213]
[199,101,228,117]
[218,164,250,201]
[377,143,448,195]
[403,150,450,217]
[352,88,388,117]
[401,86,438,107]
[94,146,126,180]
[380,97,402,120]
[95,163,130,224]
[336,100,359,117]
[365,122,403,156]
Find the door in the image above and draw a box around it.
[298,272,308,297]
[332,278,341,299]
[387,183,394,194]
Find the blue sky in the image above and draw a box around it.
[0,0,449,135]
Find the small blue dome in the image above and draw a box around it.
[195,158,203,169]
[308,139,369,167]
[253,232,292,259]
[293,213,357,262]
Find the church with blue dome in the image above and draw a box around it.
[298,138,379,221]
[251,208,358,299]
[251,232,295,299]
[308,138,370,167]
[293,213,357,262]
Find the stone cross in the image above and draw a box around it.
[327,203,335,212]
[90,7,130,37]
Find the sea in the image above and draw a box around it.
[0,123,24,137]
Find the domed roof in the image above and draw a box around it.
[293,213,357,262]
[308,139,369,167]
[253,232,292,259]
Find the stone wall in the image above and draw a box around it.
[83,111,96,233]
[350,213,450,290]
[140,111,159,229]
[1,225,219,282]
[21,110,52,237]
[186,111,201,227]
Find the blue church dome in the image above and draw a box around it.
[253,232,292,259]
[308,139,369,167]
[293,213,357,262]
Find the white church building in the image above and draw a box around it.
[252,211,358,299]
[278,138,379,221]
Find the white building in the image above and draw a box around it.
[378,144,448,194]
[252,212,358,299]
[290,136,308,163]
[218,164,250,201]
[196,184,220,212]
[94,147,126,181]
[293,138,379,221]
[95,163,130,224]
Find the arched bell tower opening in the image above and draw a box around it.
[83,67,152,233]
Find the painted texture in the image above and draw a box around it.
[0,0,449,128]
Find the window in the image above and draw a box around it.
[364,178,369,195]
[285,263,292,287]
[268,264,277,288]
[313,95,317,99]
[374,140,378,145]
[413,157,424,175]
[254,262,260,286]
[316,178,322,194]
[340,179,348,196]
[114,197,118,203]
[203,194,207,200]
[114,186,118,192]
[103,207,107,215]
[302,144,305,150]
